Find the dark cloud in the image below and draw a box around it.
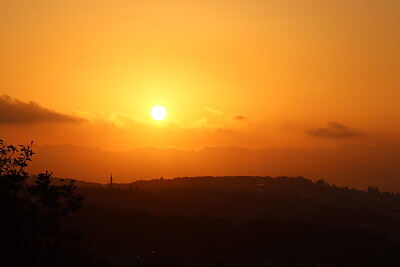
[307,122,362,139]
[233,115,247,121]
[0,95,85,124]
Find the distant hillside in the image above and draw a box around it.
[72,176,400,266]
[78,176,400,237]
[28,175,105,188]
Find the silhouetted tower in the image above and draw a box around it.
[110,173,113,189]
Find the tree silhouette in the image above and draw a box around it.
[0,140,84,265]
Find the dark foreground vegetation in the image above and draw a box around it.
[2,140,400,266]
[0,140,84,266]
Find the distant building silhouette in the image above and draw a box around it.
[110,173,113,189]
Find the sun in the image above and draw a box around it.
[151,105,167,121]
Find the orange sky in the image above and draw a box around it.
[1,0,400,188]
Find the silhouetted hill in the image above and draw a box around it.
[67,176,400,266]
[28,175,105,188]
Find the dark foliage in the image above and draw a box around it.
[0,140,84,266]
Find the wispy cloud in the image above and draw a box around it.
[232,115,247,121]
[307,122,363,139]
[204,106,224,116]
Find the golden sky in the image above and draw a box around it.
[1,0,400,147]
[1,1,400,187]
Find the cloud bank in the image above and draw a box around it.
[0,95,85,124]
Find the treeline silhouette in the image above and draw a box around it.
[3,140,400,266]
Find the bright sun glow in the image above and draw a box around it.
[151,105,167,121]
